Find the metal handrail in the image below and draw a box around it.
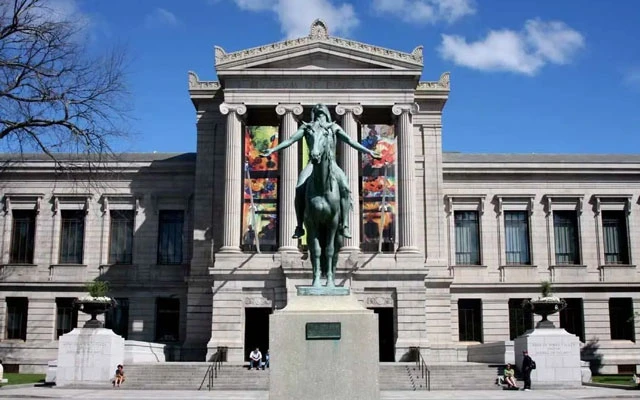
[410,346,430,391]
[198,351,223,391]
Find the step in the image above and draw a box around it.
[123,362,500,391]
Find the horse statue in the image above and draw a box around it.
[260,104,380,289]
[305,124,343,287]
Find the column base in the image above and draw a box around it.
[278,246,300,253]
[218,246,241,254]
[397,246,421,254]
[340,246,360,253]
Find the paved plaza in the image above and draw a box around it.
[1,386,640,400]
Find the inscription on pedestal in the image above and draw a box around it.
[306,322,341,340]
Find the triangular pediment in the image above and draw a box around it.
[247,50,389,70]
[215,19,423,72]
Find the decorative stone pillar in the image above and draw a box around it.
[392,103,420,253]
[219,103,247,253]
[336,103,363,252]
[275,103,303,252]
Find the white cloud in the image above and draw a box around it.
[145,8,180,28]
[438,18,585,75]
[231,0,359,39]
[22,0,92,32]
[372,0,475,24]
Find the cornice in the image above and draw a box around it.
[215,19,423,68]
[188,71,221,91]
[417,72,450,91]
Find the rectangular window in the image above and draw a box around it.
[454,211,480,265]
[553,211,580,265]
[109,210,134,264]
[157,210,183,264]
[59,210,85,264]
[602,211,629,264]
[105,298,129,339]
[508,298,533,340]
[155,298,180,342]
[56,298,78,339]
[10,210,36,264]
[609,298,635,341]
[6,297,28,340]
[458,299,482,342]
[243,126,279,252]
[360,124,396,253]
[560,298,585,342]
[504,211,530,265]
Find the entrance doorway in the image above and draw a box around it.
[244,307,271,361]
[371,308,395,362]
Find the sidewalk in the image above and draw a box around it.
[1,386,639,400]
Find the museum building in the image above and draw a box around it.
[0,20,639,374]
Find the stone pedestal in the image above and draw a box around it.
[56,328,125,386]
[269,294,380,400]
[514,328,581,388]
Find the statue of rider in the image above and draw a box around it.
[262,104,380,239]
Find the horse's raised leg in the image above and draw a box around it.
[309,232,322,287]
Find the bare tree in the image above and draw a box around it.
[0,0,130,164]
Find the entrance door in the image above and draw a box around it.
[371,308,395,362]
[244,307,271,361]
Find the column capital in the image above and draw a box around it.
[219,102,247,116]
[335,103,363,116]
[275,103,303,116]
[391,103,418,116]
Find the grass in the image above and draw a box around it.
[1,373,46,386]
[592,374,637,387]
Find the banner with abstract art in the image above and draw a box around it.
[243,126,279,252]
[360,124,396,252]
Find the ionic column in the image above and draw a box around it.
[275,103,303,252]
[219,103,247,253]
[392,103,420,253]
[336,103,363,252]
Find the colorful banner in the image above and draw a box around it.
[361,124,396,251]
[243,126,279,252]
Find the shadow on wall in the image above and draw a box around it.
[581,338,603,375]
[94,154,199,360]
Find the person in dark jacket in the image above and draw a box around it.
[521,350,533,391]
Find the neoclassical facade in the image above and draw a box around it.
[0,20,639,374]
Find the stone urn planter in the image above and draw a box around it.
[74,296,117,328]
[523,296,567,328]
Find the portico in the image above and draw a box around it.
[186,19,448,363]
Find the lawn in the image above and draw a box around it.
[1,373,45,386]
[592,375,637,387]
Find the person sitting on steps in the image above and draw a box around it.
[504,363,518,389]
[113,364,125,387]
[249,348,262,370]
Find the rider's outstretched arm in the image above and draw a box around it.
[334,125,375,154]
[263,125,305,155]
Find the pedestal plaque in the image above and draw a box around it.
[269,294,380,400]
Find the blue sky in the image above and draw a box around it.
[65,0,640,154]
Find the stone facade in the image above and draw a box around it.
[0,20,639,374]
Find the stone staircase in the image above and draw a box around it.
[124,361,500,391]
